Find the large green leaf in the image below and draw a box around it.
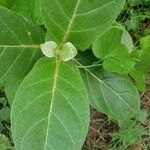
[103,45,135,74]
[11,57,90,150]
[75,59,141,126]
[0,7,44,104]
[93,27,123,58]
[0,0,15,9]
[12,0,41,24]
[0,0,41,24]
[41,0,125,50]
[92,27,135,74]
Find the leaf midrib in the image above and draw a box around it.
[0,44,40,48]
[43,0,81,149]
[58,0,81,49]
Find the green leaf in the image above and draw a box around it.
[113,22,134,52]
[41,0,126,50]
[0,0,15,9]
[103,45,135,74]
[75,59,141,126]
[11,58,90,150]
[0,107,10,122]
[130,35,150,91]
[130,47,150,91]
[0,0,41,24]
[140,34,150,49]
[92,27,135,74]
[93,27,123,58]
[130,69,146,91]
[133,47,150,74]
[0,7,44,104]
[12,0,42,24]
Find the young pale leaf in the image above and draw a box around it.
[11,58,90,150]
[0,7,44,104]
[41,0,126,50]
[40,41,57,58]
[61,42,77,61]
[76,60,141,126]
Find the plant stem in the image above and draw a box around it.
[77,63,102,69]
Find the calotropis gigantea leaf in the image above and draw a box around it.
[113,22,134,52]
[92,27,135,74]
[0,0,42,24]
[12,0,42,24]
[11,57,90,150]
[41,0,126,50]
[75,59,141,126]
[92,27,123,58]
[0,7,44,104]
[0,0,15,9]
[103,44,135,74]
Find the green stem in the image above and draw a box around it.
[77,63,102,69]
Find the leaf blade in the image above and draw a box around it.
[41,0,126,50]
[0,7,44,104]
[92,27,135,74]
[75,59,141,126]
[11,58,90,150]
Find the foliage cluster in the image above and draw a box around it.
[0,0,149,149]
